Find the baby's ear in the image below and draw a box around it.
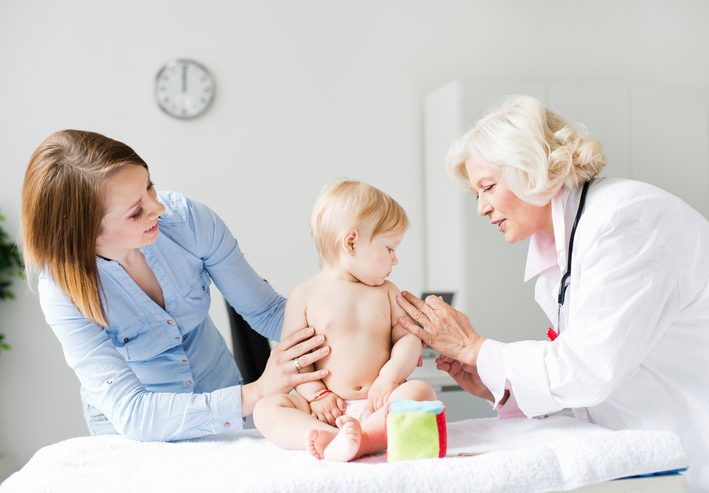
[342,229,359,255]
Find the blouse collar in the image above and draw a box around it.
[524,185,585,281]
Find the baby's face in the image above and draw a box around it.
[347,230,404,286]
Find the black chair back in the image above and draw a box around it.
[226,302,272,384]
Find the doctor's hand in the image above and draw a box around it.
[435,355,494,402]
[397,291,485,368]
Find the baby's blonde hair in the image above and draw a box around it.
[446,95,607,205]
[311,180,408,266]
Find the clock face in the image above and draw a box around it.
[155,59,215,119]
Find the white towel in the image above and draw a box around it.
[0,415,687,493]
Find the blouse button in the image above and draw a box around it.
[106,379,113,385]
[175,336,181,341]
[167,320,174,325]
[224,421,231,428]
[123,338,129,343]
[181,359,189,365]
[186,380,193,386]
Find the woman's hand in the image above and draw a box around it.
[396,291,485,367]
[242,327,330,416]
[435,355,493,401]
[257,327,330,396]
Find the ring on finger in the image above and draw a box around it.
[293,357,303,372]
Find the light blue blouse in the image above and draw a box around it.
[38,191,285,441]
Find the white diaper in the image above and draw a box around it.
[344,399,372,422]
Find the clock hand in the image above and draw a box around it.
[181,64,187,93]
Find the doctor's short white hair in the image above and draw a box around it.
[446,95,607,206]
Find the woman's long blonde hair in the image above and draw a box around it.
[22,130,148,327]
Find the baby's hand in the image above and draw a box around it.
[309,392,345,426]
[367,377,399,413]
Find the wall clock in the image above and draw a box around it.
[155,59,215,119]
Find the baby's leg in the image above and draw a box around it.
[351,380,438,459]
[253,393,336,454]
[316,381,437,461]
[321,415,364,462]
[386,379,437,404]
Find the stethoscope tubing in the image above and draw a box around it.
[556,180,593,331]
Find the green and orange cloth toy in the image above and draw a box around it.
[385,399,447,461]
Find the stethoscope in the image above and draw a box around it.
[556,179,592,334]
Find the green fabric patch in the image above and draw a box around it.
[387,411,439,461]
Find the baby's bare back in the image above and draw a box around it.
[305,278,394,400]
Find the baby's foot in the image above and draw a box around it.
[323,416,363,462]
[306,428,337,460]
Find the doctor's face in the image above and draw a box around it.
[465,158,552,243]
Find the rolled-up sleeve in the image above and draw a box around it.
[39,273,244,442]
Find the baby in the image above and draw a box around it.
[253,180,436,461]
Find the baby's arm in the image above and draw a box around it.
[368,284,424,411]
[284,284,344,425]
[384,282,425,380]
[380,330,423,384]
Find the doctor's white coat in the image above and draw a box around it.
[478,178,709,479]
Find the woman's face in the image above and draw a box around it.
[95,164,166,258]
[465,158,552,243]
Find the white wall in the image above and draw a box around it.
[1,0,708,472]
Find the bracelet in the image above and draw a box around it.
[309,389,331,402]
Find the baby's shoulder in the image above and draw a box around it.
[289,276,320,299]
[348,279,398,299]
[379,280,401,298]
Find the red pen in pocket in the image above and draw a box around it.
[547,327,558,341]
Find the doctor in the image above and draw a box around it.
[397,96,709,487]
